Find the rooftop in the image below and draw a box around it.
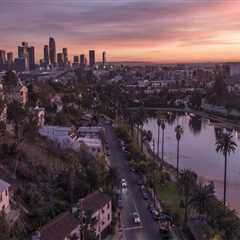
[0,179,10,193]
[39,211,79,240]
[80,191,111,213]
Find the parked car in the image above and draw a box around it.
[140,186,149,200]
[147,203,155,213]
[118,198,123,209]
[159,219,171,239]
[136,178,144,186]
[133,212,141,224]
[152,209,161,221]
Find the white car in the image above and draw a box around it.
[133,212,141,224]
[121,178,127,188]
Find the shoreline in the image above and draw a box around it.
[128,107,240,129]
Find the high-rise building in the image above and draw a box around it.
[44,45,49,66]
[89,50,95,66]
[7,52,13,69]
[63,48,68,65]
[102,51,106,66]
[17,42,29,71]
[49,37,56,65]
[0,50,6,70]
[57,53,63,67]
[73,56,79,65]
[0,50,6,64]
[80,54,85,66]
[28,46,35,70]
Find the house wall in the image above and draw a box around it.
[93,201,112,238]
[0,188,10,213]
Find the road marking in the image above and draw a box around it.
[123,225,143,231]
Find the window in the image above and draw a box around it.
[107,202,110,209]
[102,209,105,214]
[108,214,110,220]
[0,193,2,202]
[5,190,7,197]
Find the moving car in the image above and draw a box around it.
[133,212,141,224]
[121,178,127,188]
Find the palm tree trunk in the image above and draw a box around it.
[224,154,227,206]
[157,126,160,157]
[161,129,164,168]
[177,140,180,178]
[184,202,188,225]
[70,169,75,203]
[136,125,139,145]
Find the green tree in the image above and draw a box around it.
[179,169,197,224]
[161,120,165,169]
[191,182,215,218]
[63,151,82,203]
[157,119,161,158]
[7,100,26,140]
[3,70,18,88]
[175,125,184,178]
[216,132,237,206]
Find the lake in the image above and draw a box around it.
[144,112,240,213]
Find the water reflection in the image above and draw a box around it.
[144,112,240,213]
[189,115,202,135]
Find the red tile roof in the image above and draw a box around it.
[80,191,111,213]
[39,211,79,240]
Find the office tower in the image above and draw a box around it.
[63,48,68,65]
[80,54,85,66]
[28,46,35,70]
[0,50,6,70]
[0,50,6,65]
[17,42,29,71]
[7,52,13,64]
[102,51,106,66]
[14,58,26,72]
[89,50,95,66]
[73,56,79,65]
[7,52,13,69]
[49,37,56,65]
[44,45,49,66]
[57,53,63,67]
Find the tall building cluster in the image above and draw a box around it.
[0,36,107,72]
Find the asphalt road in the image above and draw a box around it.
[103,121,163,240]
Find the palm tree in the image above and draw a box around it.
[157,119,161,158]
[175,125,184,178]
[216,132,237,206]
[191,182,215,218]
[64,151,82,203]
[161,120,165,169]
[179,169,197,224]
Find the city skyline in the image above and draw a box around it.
[1,0,240,63]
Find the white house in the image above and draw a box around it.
[39,125,103,156]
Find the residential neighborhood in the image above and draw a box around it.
[1,2,240,240]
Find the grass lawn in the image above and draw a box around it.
[156,180,185,225]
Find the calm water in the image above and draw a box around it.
[144,113,240,213]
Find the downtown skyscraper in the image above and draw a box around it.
[44,45,49,66]
[49,37,56,65]
[62,48,68,65]
[89,50,95,66]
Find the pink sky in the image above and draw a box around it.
[1,0,240,63]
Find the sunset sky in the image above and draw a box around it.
[1,0,240,63]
